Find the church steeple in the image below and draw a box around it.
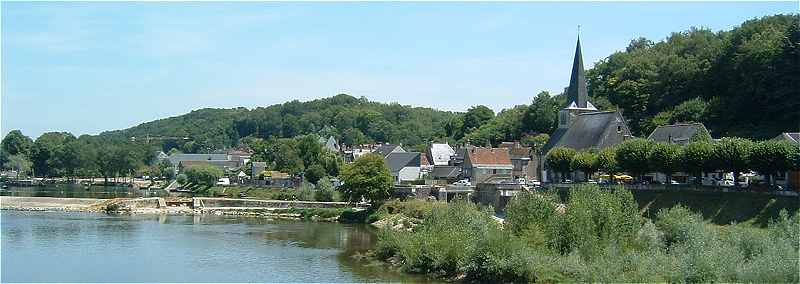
[565,36,594,110]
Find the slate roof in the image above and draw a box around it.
[774,132,800,144]
[647,123,710,145]
[432,165,461,179]
[384,152,421,173]
[564,36,597,111]
[374,144,405,158]
[428,143,455,166]
[168,153,230,165]
[542,111,630,154]
[466,148,512,167]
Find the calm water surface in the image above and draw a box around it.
[1,211,427,283]
[0,185,165,199]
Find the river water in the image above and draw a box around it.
[0,211,427,283]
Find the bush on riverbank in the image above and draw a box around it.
[375,184,800,282]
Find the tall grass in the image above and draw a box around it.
[375,184,800,282]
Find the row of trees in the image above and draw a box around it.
[1,130,165,183]
[546,138,800,186]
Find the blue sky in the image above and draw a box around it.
[2,2,796,138]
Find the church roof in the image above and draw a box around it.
[542,111,631,153]
[565,37,595,110]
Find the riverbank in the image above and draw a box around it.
[0,196,368,222]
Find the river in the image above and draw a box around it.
[0,210,429,283]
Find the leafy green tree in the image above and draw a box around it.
[462,105,495,134]
[341,128,369,147]
[570,151,599,182]
[596,147,619,177]
[30,132,75,177]
[2,130,33,156]
[681,141,714,183]
[789,146,800,171]
[521,133,550,154]
[297,134,322,168]
[615,138,654,180]
[183,164,223,188]
[521,91,559,134]
[670,98,708,124]
[712,137,754,186]
[339,154,393,204]
[4,154,32,179]
[314,176,335,202]
[176,174,188,185]
[546,147,577,182]
[305,163,326,184]
[648,143,682,183]
[750,140,795,185]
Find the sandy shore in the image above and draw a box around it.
[0,196,109,212]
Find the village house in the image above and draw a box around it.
[384,152,422,183]
[374,144,405,158]
[772,132,800,190]
[646,123,713,183]
[499,141,537,180]
[169,153,240,175]
[462,147,513,184]
[540,37,633,182]
[318,135,341,152]
[647,123,711,145]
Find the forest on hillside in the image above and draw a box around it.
[6,14,798,159]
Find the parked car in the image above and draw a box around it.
[527,180,542,187]
[452,179,471,186]
[718,179,735,187]
[669,180,680,185]
[516,178,527,185]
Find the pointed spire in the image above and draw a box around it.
[566,35,589,109]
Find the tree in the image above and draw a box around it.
[648,143,682,183]
[712,137,754,186]
[545,147,577,182]
[176,174,188,185]
[670,98,708,124]
[750,140,795,185]
[297,134,322,168]
[183,164,223,188]
[462,105,495,133]
[596,148,619,177]
[341,128,369,147]
[521,133,550,154]
[1,130,33,156]
[305,163,326,184]
[521,92,559,134]
[4,154,32,179]
[681,141,714,183]
[615,139,654,180]
[570,151,598,182]
[314,176,335,202]
[339,154,393,204]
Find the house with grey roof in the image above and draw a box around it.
[384,152,421,183]
[647,123,711,145]
[168,153,237,176]
[540,36,633,182]
[374,144,405,158]
[772,132,800,190]
[319,136,340,152]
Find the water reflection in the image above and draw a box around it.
[0,185,165,199]
[1,211,428,282]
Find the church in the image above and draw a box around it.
[539,37,633,182]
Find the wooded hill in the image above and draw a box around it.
[98,14,797,153]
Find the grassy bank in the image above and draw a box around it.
[632,189,798,227]
[202,185,343,202]
[374,185,799,282]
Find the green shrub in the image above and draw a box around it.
[655,204,704,245]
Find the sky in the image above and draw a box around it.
[1,1,796,139]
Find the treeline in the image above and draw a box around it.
[588,14,799,137]
[546,137,800,185]
[375,186,799,282]
[1,130,167,182]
